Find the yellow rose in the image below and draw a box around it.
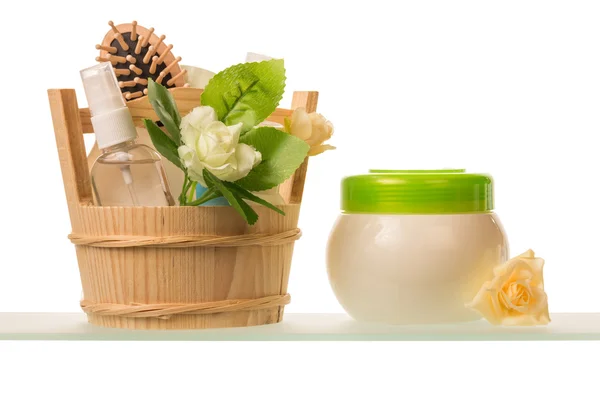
[285,108,336,156]
[466,250,550,326]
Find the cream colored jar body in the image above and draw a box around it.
[327,213,508,324]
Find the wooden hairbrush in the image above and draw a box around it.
[96,21,188,101]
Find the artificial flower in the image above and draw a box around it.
[466,250,550,326]
[285,108,335,156]
[178,106,261,186]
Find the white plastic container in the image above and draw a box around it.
[327,170,509,324]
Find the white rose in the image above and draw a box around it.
[178,106,261,186]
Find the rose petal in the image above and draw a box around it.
[195,133,211,159]
[204,150,235,168]
[493,257,519,277]
[181,125,200,147]
[180,106,217,131]
[209,163,235,181]
[308,144,336,156]
[527,258,546,288]
[507,262,534,283]
[326,120,334,137]
[205,121,231,140]
[528,287,550,316]
[222,143,261,182]
[306,113,329,145]
[518,249,536,259]
[227,122,243,145]
[536,313,551,325]
[466,283,502,324]
[178,145,194,163]
[290,108,312,141]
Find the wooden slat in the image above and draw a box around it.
[48,89,94,230]
[79,108,94,133]
[79,87,294,133]
[279,91,319,204]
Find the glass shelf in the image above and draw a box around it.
[0,313,599,341]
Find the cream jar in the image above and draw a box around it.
[327,169,509,324]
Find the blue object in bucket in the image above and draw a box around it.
[195,184,230,206]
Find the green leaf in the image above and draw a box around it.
[147,78,182,145]
[203,170,258,225]
[222,181,285,216]
[235,198,259,226]
[201,59,286,133]
[236,127,309,191]
[143,119,184,171]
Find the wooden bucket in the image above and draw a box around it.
[48,88,318,330]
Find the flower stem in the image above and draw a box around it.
[187,187,221,206]
[179,174,191,206]
[187,182,197,203]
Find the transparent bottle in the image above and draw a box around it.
[81,62,174,206]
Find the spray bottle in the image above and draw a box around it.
[81,62,175,206]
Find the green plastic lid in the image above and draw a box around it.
[341,169,494,214]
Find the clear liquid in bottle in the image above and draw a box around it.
[91,141,174,206]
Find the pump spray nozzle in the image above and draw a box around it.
[81,62,140,205]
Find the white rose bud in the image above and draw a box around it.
[177,106,262,186]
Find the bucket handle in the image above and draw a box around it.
[48,89,92,229]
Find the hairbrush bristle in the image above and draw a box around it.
[134,36,144,55]
[114,32,129,51]
[119,80,137,88]
[141,28,153,47]
[96,44,117,53]
[96,56,113,64]
[108,21,119,34]
[167,69,187,86]
[143,46,156,64]
[129,64,143,75]
[163,56,181,75]
[154,35,166,50]
[114,68,131,76]
[131,21,138,41]
[109,54,127,63]
[155,44,173,65]
[125,91,144,100]
[149,56,159,74]
[97,21,186,100]
[156,56,182,84]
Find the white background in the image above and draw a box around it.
[1,1,599,399]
